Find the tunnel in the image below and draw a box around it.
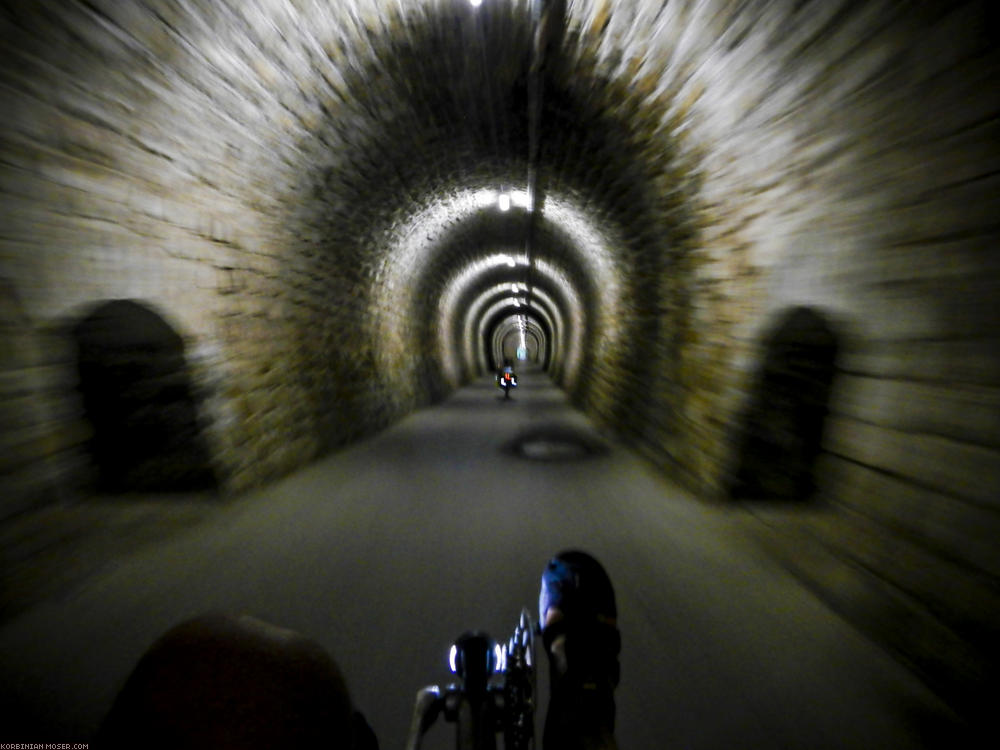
[0,0,998,744]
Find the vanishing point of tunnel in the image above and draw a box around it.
[0,0,998,747]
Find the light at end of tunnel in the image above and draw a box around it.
[498,193,511,212]
[470,0,483,6]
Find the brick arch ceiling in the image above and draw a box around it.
[278,0,683,391]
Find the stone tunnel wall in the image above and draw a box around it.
[567,0,1000,716]
[548,2,1000,580]
[0,0,436,505]
[589,0,1000,567]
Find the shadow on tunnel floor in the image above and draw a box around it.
[0,491,226,625]
[502,423,609,461]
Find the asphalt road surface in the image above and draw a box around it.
[0,368,967,748]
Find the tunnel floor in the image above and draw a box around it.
[0,368,968,748]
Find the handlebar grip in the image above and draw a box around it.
[404,685,443,750]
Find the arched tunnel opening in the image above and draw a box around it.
[0,0,998,743]
[729,306,840,502]
[72,301,217,493]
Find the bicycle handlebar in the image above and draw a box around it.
[405,608,536,750]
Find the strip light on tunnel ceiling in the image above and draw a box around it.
[473,188,531,211]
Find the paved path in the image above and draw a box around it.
[0,369,966,748]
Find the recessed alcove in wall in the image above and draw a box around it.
[728,306,840,502]
[72,300,216,493]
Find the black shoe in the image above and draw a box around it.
[539,551,620,748]
[539,550,620,688]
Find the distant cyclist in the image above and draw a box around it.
[497,358,518,399]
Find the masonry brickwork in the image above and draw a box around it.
[0,0,997,722]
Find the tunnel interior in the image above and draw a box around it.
[280,0,684,436]
[0,0,997,730]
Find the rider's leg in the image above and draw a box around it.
[97,612,378,750]
[539,550,620,750]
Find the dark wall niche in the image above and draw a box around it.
[728,306,840,501]
[72,300,216,493]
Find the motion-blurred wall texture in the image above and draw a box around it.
[1,0,997,724]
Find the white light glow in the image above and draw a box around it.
[471,188,530,211]
[470,0,483,7]
[474,189,498,207]
[513,188,532,210]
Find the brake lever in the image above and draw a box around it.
[405,685,443,750]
